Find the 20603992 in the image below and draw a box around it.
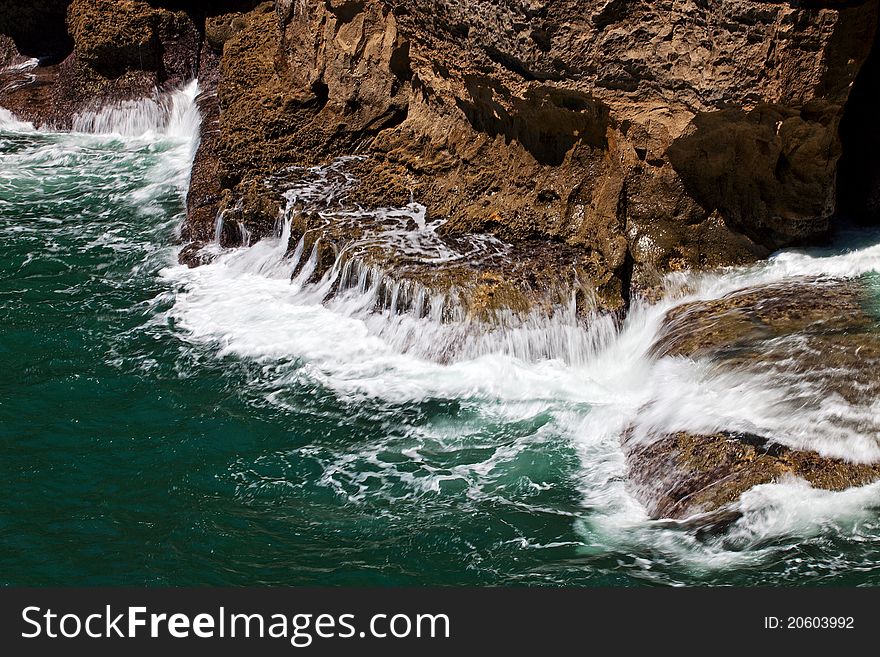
[764,617,855,629]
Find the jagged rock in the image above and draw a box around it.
[4,1,880,316]
[205,12,251,52]
[0,0,201,128]
[179,0,880,311]
[214,2,302,186]
[60,0,200,115]
[651,278,876,359]
[273,1,880,297]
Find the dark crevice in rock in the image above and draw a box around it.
[310,79,329,109]
[618,245,635,313]
[732,432,787,458]
[483,46,560,82]
[836,6,880,223]
[389,40,412,82]
[325,0,365,24]
[0,0,73,63]
[147,0,266,17]
[616,180,635,313]
[456,79,609,166]
[591,0,632,30]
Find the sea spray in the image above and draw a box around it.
[163,156,880,577]
[71,81,201,142]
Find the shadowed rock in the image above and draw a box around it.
[0,0,200,128]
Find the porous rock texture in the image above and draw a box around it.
[187,0,880,310]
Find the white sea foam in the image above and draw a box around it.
[0,56,39,95]
[157,151,880,572]
[1,79,200,150]
[0,106,34,131]
[71,80,201,143]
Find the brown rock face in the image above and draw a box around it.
[67,0,198,81]
[625,430,880,520]
[181,2,293,248]
[3,1,880,313]
[175,0,880,311]
[0,35,17,68]
[61,0,200,111]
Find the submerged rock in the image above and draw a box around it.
[652,278,876,359]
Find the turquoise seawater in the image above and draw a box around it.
[2,108,880,586]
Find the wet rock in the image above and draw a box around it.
[627,277,880,520]
[0,0,201,128]
[180,0,880,314]
[625,430,880,520]
[181,44,223,248]
[651,278,876,359]
[256,161,620,318]
[5,1,880,319]
[60,0,200,116]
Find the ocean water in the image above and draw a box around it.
[2,82,880,586]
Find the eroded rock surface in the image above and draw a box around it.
[191,0,880,310]
[625,430,880,520]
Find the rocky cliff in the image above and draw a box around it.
[204,0,880,311]
[3,1,879,309]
